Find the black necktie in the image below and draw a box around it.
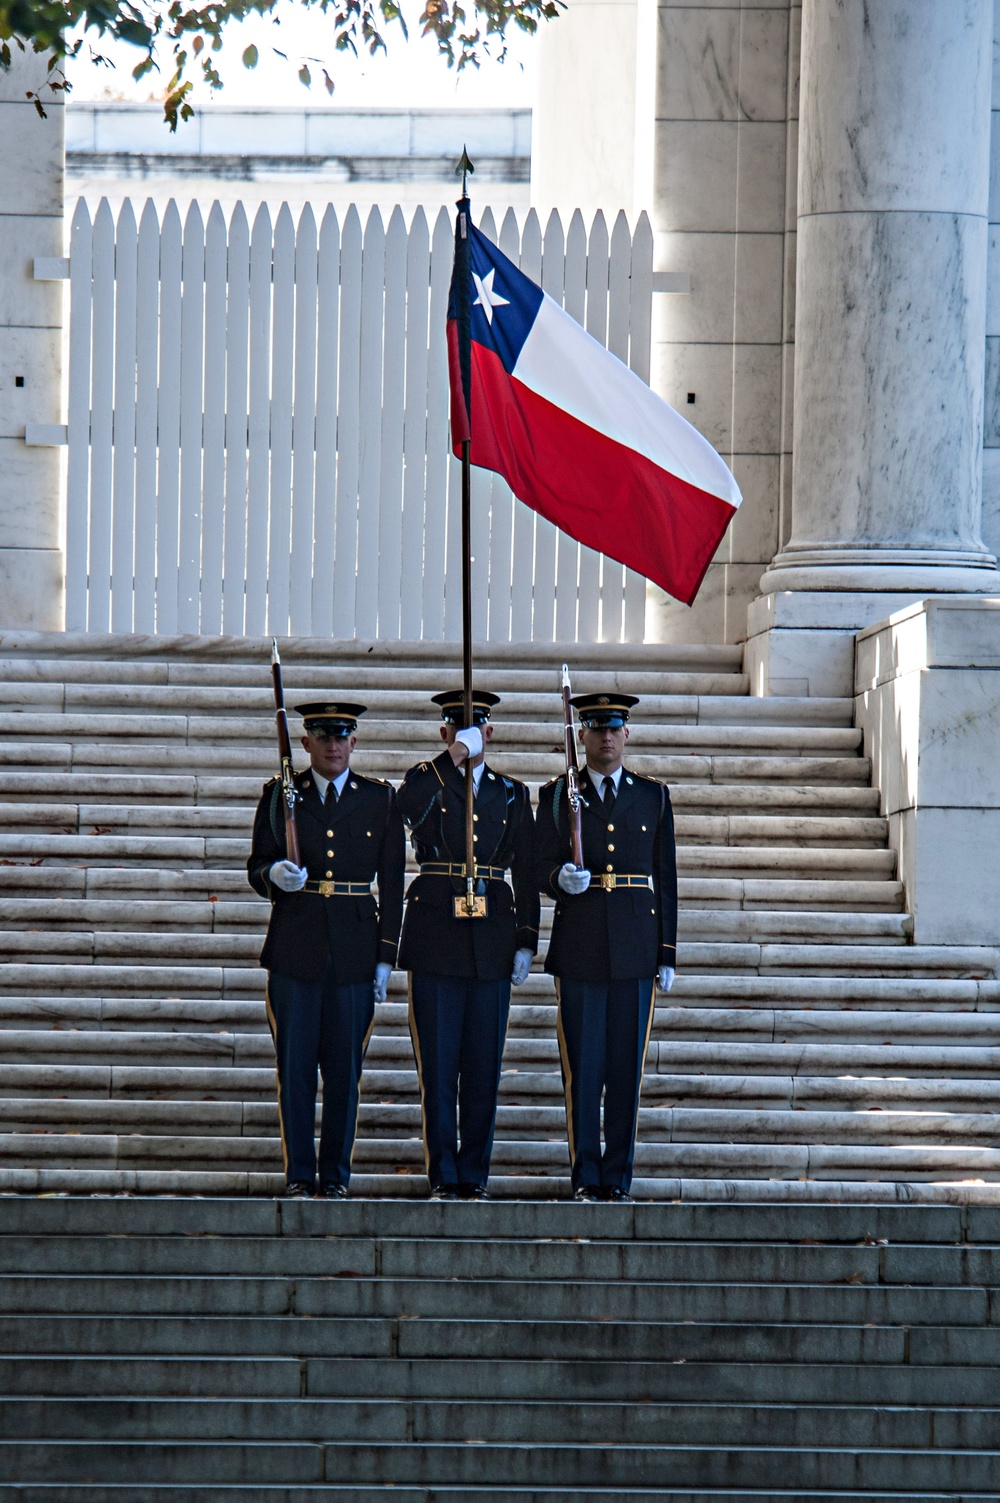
[603,777,616,812]
[325,781,337,808]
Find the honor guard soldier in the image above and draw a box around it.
[535,693,677,1202]
[248,702,405,1199]
[397,689,540,1200]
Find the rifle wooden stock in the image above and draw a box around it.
[561,665,584,869]
[270,641,301,869]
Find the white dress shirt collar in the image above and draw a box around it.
[311,765,351,805]
[586,764,622,800]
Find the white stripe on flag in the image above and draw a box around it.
[511,294,742,507]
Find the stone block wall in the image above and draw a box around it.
[981,0,1000,555]
[647,0,799,645]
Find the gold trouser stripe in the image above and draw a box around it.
[633,977,657,1140]
[554,977,576,1173]
[264,978,290,1179]
[407,973,432,1182]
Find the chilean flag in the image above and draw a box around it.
[447,216,741,607]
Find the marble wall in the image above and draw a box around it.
[982,0,1000,555]
[0,48,65,629]
[645,0,798,645]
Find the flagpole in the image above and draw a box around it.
[455,149,478,918]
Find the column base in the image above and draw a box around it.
[744,590,953,698]
[758,548,999,598]
[0,548,65,630]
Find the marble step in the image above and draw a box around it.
[0,657,749,696]
[0,742,875,784]
[0,804,890,850]
[0,867,905,914]
[2,683,852,728]
[0,771,882,817]
[5,1130,1000,1182]
[0,836,895,882]
[0,630,745,673]
[0,713,863,757]
[0,910,909,949]
[0,1276,982,1326]
[4,1025,1000,1077]
[0,967,992,1016]
[8,1097,1000,1148]
[0,945,990,1001]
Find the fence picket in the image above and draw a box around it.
[87,199,116,633]
[67,197,654,645]
[333,205,363,639]
[110,200,137,632]
[400,208,430,641]
[177,201,205,633]
[378,206,407,639]
[312,206,340,635]
[245,203,273,636]
[289,205,318,637]
[133,200,160,634]
[222,203,250,636]
[267,203,296,635]
[65,199,92,631]
[623,211,654,642]
[200,201,227,635]
[155,201,182,634]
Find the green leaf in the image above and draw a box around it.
[242,42,258,66]
[298,61,310,85]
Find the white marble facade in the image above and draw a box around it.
[0,48,65,629]
[646,0,796,645]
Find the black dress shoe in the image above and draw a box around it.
[572,1186,599,1202]
[429,1185,459,1201]
[283,1181,314,1199]
[459,1184,491,1201]
[316,1182,349,1200]
[602,1187,632,1203]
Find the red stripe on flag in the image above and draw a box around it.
[458,342,735,607]
[446,319,471,445]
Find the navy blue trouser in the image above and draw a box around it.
[556,977,655,1193]
[408,972,511,1190]
[266,963,374,1188]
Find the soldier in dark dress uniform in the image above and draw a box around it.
[535,693,677,1202]
[248,701,405,1198]
[397,689,540,1200]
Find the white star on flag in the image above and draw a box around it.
[472,268,509,325]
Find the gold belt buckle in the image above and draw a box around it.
[318,879,335,898]
[601,873,615,892]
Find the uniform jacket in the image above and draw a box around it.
[396,750,540,981]
[247,766,405,984]
[535,766,677,982]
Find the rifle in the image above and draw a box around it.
[560,664,584,869]
[270,639,301,869]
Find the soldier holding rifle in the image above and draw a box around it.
[247,646,405,1199]
[536,674,677,1202]
[397,689,539,1201]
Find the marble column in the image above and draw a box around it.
[0,48,65,629]
[747,0,997,694]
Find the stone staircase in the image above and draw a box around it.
[0,629,998,1200]
[1,1194,1000,1498]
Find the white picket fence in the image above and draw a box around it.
[65,196,653,641]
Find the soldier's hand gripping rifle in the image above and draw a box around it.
[561,664,585,869]
[270,639,301,869]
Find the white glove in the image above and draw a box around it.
[269,860,307,893]
[557,863,591,896]
[373,962,392,1004]
[454,725,483,760]
[658,965,675,993]
[511,948,533,986]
